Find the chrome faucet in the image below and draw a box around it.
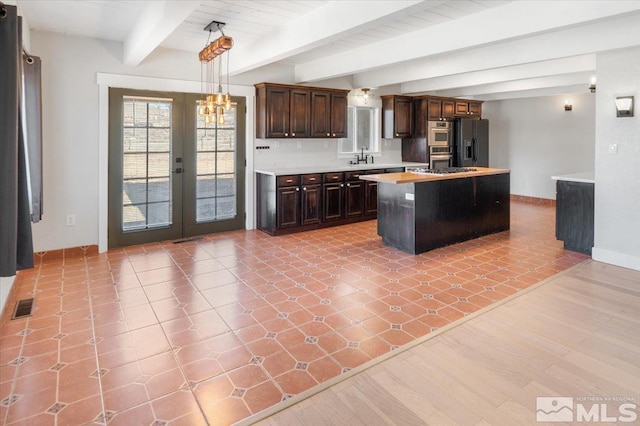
[349,147,373,165]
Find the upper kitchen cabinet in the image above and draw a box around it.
[428,98,455,121]
[381,95,413,139]
[310,91,348,138]
[454,100,483,117]
[255,84,309,138]
[329,92,347,138]
[256,83,349,139]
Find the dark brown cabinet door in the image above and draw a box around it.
[290,89,310,138]
[455,101,469,116]
[301,184,321,225]
[365,181,378,216]
[266,86,290,138]
[323,183,344,221]
[330,92,348,138]
[310,91,331,137]
[442,100,455,119]
[382,95,413,138]
[394,97,413,138]
[468,101,482,117]
[277,186,300,228]
[414,98,427,137]
[427,98,442,121]
[345,181,364,217]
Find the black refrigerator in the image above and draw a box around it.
[454,118,489,167]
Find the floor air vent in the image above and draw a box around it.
[172,237,203,244]
[12,298,34,320]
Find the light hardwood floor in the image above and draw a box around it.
[247,260,640,425]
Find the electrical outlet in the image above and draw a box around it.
[66,214,75,226]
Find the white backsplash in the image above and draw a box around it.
[254,138,402,169]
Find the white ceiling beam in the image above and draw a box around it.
[479,85,589,101]
[123,0,199,66]
[356,12,640,90]
[228,0,432,75]
[295,0,640,83]
[400,55,595,95]
[427,72,594,99]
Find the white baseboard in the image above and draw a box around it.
[592,247,640,272]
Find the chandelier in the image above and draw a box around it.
[198,20,233,125]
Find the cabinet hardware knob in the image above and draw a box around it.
[292,133,296,136]
[296,187,300,191]
[332,133,336,137]
[327,133,330,136]
[340,184,344,187]
[286,179,292,183]
[346,183,350,187]
[303,187,307,191]
[310,178,316,181]
[285,133,289,136]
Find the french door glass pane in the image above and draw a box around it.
[195,104,237,222]
[122,96,173,231]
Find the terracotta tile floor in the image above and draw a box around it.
[0,201,589,425]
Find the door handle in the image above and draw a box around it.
[173,167,183,174]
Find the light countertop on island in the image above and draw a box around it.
[551,171,595,184]
[254,162,429,176]
[360,167,510,184]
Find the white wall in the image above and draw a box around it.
[254,94,402,170]
[254,137,401,170]
[0,276,15,316]
[483,94,595,199]
[592,47,640,271]
[29,31,255,252]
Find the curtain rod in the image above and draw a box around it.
[0,2,35,63]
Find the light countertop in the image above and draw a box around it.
[551,172,595,184]
[359,167,510,184]
[254,162,429,176]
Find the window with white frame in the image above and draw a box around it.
[338,106,380,155]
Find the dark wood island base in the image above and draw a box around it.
[361,168,510,254]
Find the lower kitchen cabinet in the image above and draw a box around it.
[256,167,403,235]
[301,185,321,225]
[365,181,378,215]
[345,180,365,217]
[277,186,300,228]
[323,182,344,221]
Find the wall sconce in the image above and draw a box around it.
[589,76,596,93]
[564,100,572,111]
[615,96,634,117]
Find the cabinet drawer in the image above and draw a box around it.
[385,167,404,173]
[366,169,385,174]
[345,171,365,181]
[323,172,344,183]
[277,175,300,187]
[302,174,321,185]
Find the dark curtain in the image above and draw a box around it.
[0,3,35,276]
[23,54,43,222]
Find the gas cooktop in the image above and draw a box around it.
[410,167,478,175]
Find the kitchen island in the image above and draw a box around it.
[552,172,594,255]
[360,167,510,254]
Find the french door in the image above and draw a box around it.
[108,88,246,249]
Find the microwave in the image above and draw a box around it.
[428,121,452,147]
